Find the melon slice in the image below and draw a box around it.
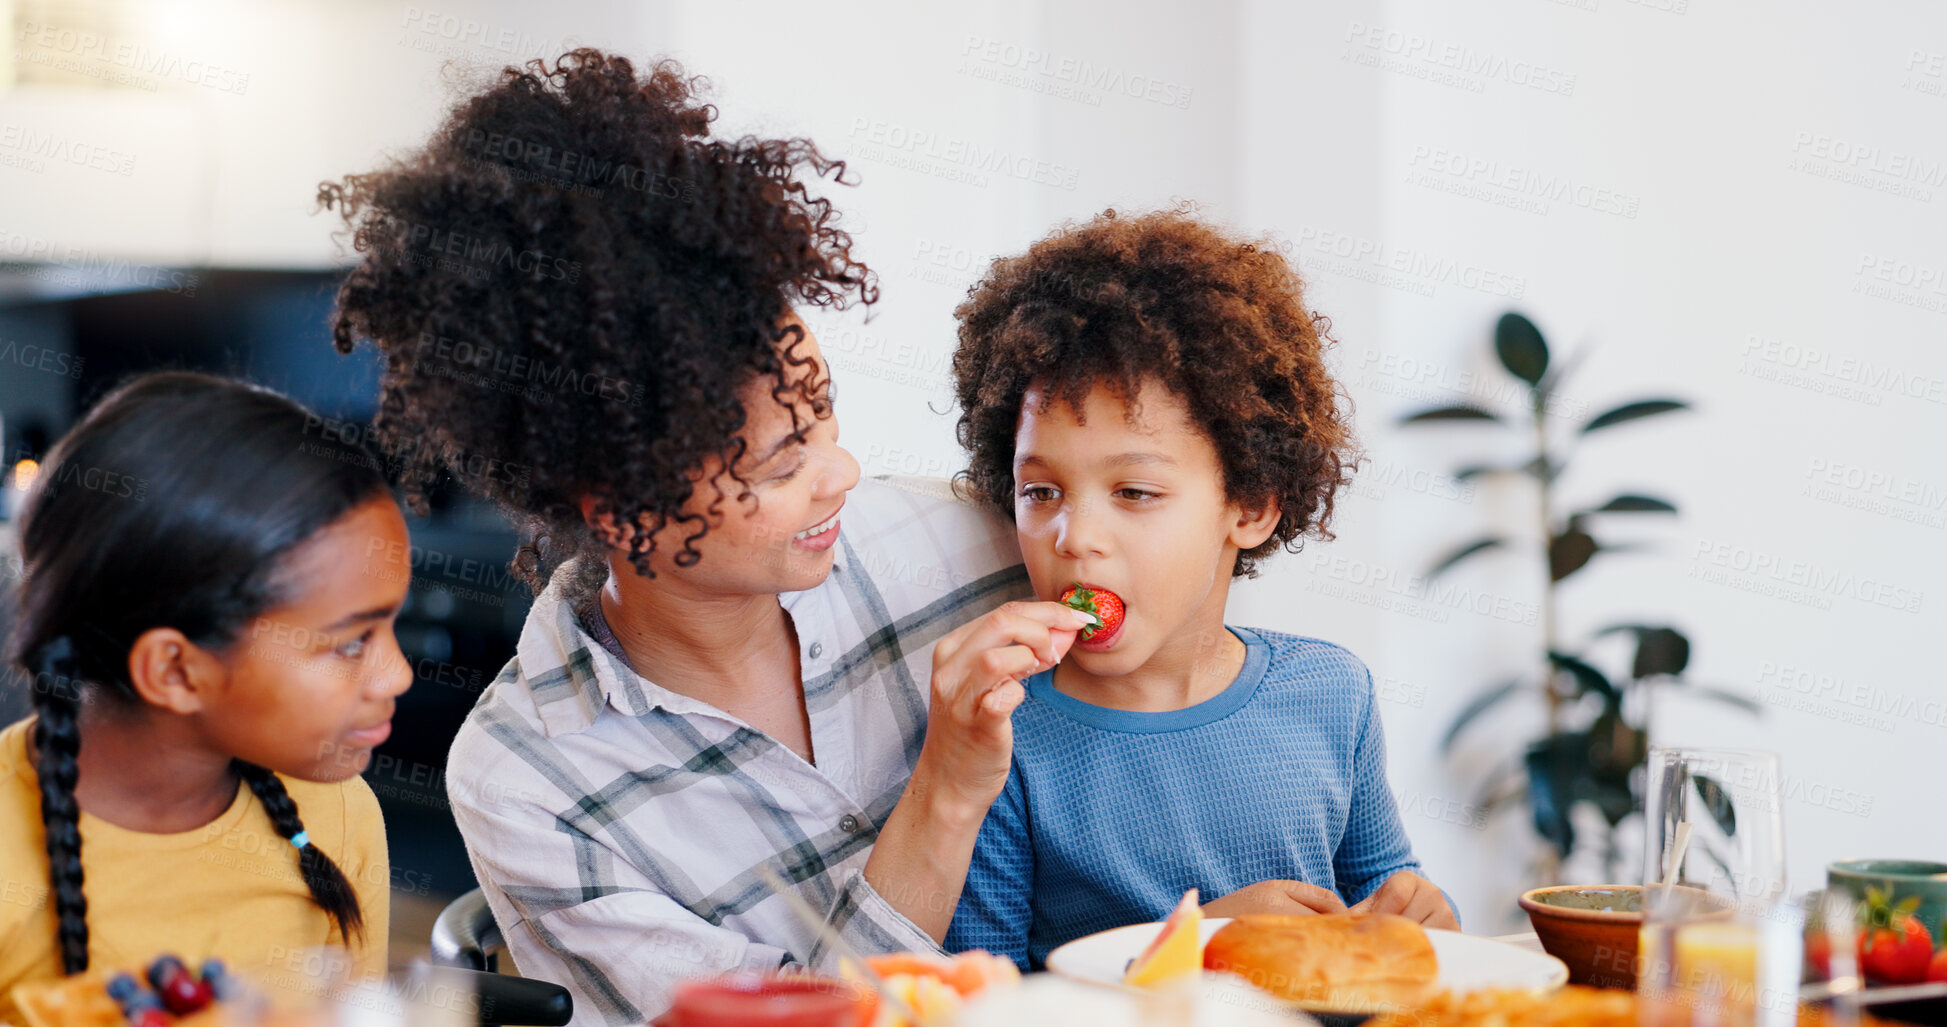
[853,950,1021,1026]
[863,950,1019,998]
[1124,888,1203,987]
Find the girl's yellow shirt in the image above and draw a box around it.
[0,717,389,1024]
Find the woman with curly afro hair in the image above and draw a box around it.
[940,209,1457,971]
[319,50,1093,1022]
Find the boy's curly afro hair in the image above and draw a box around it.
[951,207,1357,577]
[317,49,872,595]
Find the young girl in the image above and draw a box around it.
[0,371,412,1019]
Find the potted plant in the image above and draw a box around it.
[1398,312,1754,881]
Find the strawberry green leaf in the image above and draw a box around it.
[1061,585,1104,639]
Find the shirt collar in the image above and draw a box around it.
[511,570,619,738]
[516,544,848,738]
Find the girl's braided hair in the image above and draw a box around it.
[11,371,386,971]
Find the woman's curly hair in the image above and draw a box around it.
[317,49,872,596]
[951,207,1358,578]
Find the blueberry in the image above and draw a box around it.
[145,954,185,989]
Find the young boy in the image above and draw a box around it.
[942,209,1458,970]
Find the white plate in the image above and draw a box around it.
[1045,917,1568,1013]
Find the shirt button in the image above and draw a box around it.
[808,642,824,659]
[839,814,861,833]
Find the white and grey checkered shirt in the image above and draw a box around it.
[446,477,1029,1025]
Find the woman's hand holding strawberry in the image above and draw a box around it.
[916,601,1097,812]
[865,600,1096,940]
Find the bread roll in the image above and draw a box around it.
[1201,913,1438,1010]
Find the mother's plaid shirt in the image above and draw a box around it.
[446,477,1030,1025]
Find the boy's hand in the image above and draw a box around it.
[1349,871,1459,929]
[1202,880,1349,918]
[914,601,1095,813]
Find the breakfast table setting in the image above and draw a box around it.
[626,744,1947,1027]
[11,747,1939,1027]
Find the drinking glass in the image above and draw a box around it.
[1638,747,1789,1026]
[1796,888,1865,1027]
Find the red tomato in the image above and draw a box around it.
[1859,916,1934,984]
[1928,946,1947,984]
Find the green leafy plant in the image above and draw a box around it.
[1399,312,1755,880]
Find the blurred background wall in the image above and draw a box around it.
[0,0,1940,949]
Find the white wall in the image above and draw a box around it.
[3,0,1940,932]
[659,0,1947,930]
[1322,0,1947,929]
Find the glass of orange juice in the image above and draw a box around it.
[1638,747,1789,1026]
[1640,889,1869,1027]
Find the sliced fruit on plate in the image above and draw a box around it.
[1124,888,1202,987]
[864,951,1019,997]
[851,950,1021,1026]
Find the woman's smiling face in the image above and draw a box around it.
[593,316,862,596]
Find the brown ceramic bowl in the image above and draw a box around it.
[1518,885,1644,989]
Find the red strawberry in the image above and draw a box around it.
[1858,888,1934,985]
[1059,584,1125,641]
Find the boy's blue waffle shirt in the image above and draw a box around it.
[943,626,1437,970]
